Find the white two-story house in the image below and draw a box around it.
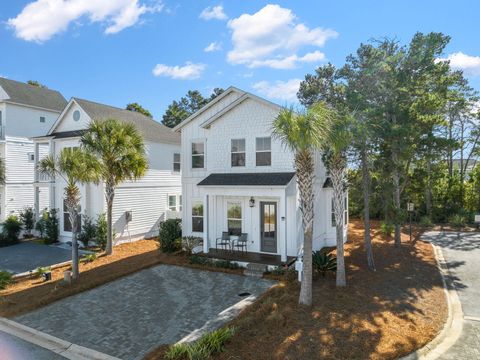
[34,97,182,243]
[174,86,347,265]
[0,78,66,219]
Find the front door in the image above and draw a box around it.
[260,202,277,253]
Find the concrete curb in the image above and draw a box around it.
[0,317,121,360]
[401,243,464,360]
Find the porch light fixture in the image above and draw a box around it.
[249,197,255,207]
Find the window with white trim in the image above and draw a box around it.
[40,116,46,123]
[168,195,177,211]
[227,202,242,236]
[231,139,245,167]
[192,201,204,232]
[27,152,35,162]
[192,142,204,169]
[256,137,271,166]
[173,153,180,172]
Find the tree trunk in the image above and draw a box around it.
[296,150,315,306]
[425,159,432,216]
[105,185,114,255]
[361,149,375,271]
[67,206,79,280]
[392,165,402,247]
[331,158,346,287]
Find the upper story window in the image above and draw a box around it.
[192,142,204,169]
[256,137,271,166]
[173,153,181,172]
[27,152,35,162]
[168,195,177,211]
[40,116,45,123]
[231,139,245,167]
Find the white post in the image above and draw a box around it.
[281,194,287,262]
[203,194,209,254]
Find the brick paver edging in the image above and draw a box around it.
[401,244,463,360]
[0,317,121,360]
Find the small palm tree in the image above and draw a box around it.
[273,103,332,306]
[38,147,100,280]
[80,119,148,255]
[323,117,352,287]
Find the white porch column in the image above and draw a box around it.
[281,193,287,262]
[203,194,209,254]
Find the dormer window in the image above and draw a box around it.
[40,116,45,123]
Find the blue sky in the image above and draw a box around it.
[1,0,480,120]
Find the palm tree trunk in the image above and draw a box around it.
[361,149,375,271]
[68,207,79,280]
[331,159,346,287]
[296,150,315,306]
[105,182,115,255]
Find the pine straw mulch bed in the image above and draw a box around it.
[0,240,243,318]
[146,220,448,360]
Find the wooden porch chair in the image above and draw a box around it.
[233,233,248,253]
[216,232,231,252]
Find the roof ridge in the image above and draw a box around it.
[0,77,63,95]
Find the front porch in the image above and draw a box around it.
[205,248,296,266]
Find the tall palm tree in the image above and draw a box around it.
[38,147,100,280]
[323,117,352,287]
[273,103,332,306]
[80,119,148,255]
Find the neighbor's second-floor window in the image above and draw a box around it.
[173,153,181,172]
[231,139,245,167]
[40,116,45,123]
[192,142,204,169]
[256,137,271,166]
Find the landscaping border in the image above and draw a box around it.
[401,242,463,360]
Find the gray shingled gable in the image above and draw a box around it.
[198,172,296,186]
[72,98,180,144]
[0,77,66,112]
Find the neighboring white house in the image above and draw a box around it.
[33,98,182,243]
[174,86,347,264]
[0,78,67,220]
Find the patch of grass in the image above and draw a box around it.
[83,253,97,263]
[33,266,51,279]
[0,271,13,290]
[165,327,236,360]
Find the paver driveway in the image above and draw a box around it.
[422,231,480,359]
[14,264,274,360]
[0,242,72,274]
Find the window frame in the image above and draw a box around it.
[231,138,246,167]
[173,153,181,173]
[40,116,46,123]
[226,201,242,236]
[168,195,177,211]
[192,200,204,233]
[191,142,205,169]
[255,137,272,167]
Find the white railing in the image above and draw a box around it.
[36,172,52,182]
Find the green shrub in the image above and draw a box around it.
[419,216,433,228]
[312,251,337,277]
[35,211,48,239]
[165,327,236,360]
[1,215,22,246]
[78,216,96,248]
[20,207,35,236]
[44,209,59,244]
[0,271,13,290]
[83,253,97,263]
[95,213,108,250]
[213,260,240,269]
[181,236,203,255]
[158,219,182,253]
[380,222,395,237]
[188,255,211,265]
[269,265,286,276]
[449,214,467,229]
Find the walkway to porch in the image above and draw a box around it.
[206,248,296,266]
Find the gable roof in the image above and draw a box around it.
[198,172,296,187]
[0,77,66,112]
[173,86,282,132]
[50,98,179,145]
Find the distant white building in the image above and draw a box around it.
[0,78,66,219]
[174,86,347,265]
[34,98,181,243]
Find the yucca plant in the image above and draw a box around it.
[312,251,337,277]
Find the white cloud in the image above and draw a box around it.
[227,4,337,69]
[152,61,206,80]
[438,52,480,76]
[199,5,227,21]
[252,79,301,102]
[7,0,163,42]
[204,41,222,52]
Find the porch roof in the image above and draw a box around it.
[197,172,296,187]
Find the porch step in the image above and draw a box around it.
[244,263,267,277]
